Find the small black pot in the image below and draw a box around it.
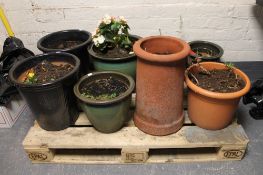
[37,29,92,74]
[188,40,224,65]
[9,52,80,131]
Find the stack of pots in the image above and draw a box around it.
[37,29,92,74]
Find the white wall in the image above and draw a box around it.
[0,0,263,61]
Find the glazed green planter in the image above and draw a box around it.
[92,59,136,79]
[88,35,140,80]
[74,71,135,133]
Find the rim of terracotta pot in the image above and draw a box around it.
[133,35,190,63]
[88,35,140,62]
[185,62,251,100]
[74,71,135,105]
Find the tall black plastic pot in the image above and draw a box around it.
[9,52,80,131]
[37,29,92,74]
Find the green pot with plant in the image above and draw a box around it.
[74,71,135,133]
[88,15,140,79]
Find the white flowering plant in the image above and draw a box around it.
[92,15,132,53]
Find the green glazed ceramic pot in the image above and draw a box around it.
[74,71,135,133]
[88,35,140,80]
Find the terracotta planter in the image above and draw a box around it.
[185,62,251,130]
[133,36,190,136]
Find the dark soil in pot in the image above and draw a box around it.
[188,40,224,66]
[192,48,217,58]
[19,60,74,84]
[155,51,173,55]
[189,67,245,93]
[94,47,132,58]
[93,36,137,58]
[48,40,83,49]
[80,77,128,100]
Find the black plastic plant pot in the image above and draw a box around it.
[188,40,224,65]
[37,29,92,74]
[9,52,80,131]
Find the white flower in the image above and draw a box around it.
[119,16,127,23]
[93,38,99,46]
[118,29,123,34]
[93,35,105,46]
[97,35,105,44]
[118,26,124,34]
[102,14,112,24]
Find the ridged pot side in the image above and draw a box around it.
[9,52,80,131]
[185,62,251,130]
[133,36,190,136]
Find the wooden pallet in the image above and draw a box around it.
[23,110,249,164]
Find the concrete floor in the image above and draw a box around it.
[1,62,263,175]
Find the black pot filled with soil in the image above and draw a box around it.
[37,29,92,74]
[188,40,224,66]
[9,52,80,131]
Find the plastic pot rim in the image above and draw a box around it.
[9,52,80,88]
[188,40,224,60]
[185,62,251,100]
[37,29,92,52]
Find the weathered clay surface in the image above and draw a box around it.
[133,36,190,136]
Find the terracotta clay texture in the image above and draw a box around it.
[185,62,251,130]
[133,36,190,136]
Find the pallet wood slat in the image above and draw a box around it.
[23,92,248,164]
[23,110,249,164]
[75,111,192,126]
